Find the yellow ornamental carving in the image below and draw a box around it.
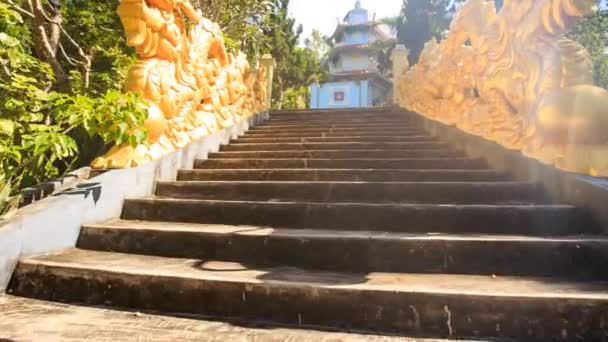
[396,0,608,177]
[92,0,272,169]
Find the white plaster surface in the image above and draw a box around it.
[0,112,268,291]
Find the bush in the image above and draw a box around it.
[0,4,147,218]
[569,9,608,89]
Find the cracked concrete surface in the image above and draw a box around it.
[0,295,472,342]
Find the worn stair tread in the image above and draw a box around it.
[254,125,417,130]
[85,219,607,243]
[127,198,576,209]
[80,220,608,278]
[261,121,413,126]
[157,180,533,185]
[177,169,508,182]
[154,179,536,187]
[243,130,427,136]
[16,249,608,299]
[221,143,451,150]
[181,168,499,172]
[252,127,421,132]
[209,150,464,159]
[232,137,438,143]
[248,128,425,132]
[154,180,544,204]
[195,158,487,170]
[240,132,425,139]
[269,110,395,116]
[0,295,431,342]
[121,198,592,235]
[263,121,410,125]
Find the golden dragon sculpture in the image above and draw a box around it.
[396,0,608,177]
[92,0,271,169]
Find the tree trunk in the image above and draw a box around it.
[29,0,69,90]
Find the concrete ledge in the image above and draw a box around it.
[19,168,91,208]
[0,112,268,292]
[402,108,608,232]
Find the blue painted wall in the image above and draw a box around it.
[337,51,370,71]
[346,6,368,25]
[310,81,370,109]
[344,30,369,45]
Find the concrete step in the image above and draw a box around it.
[267,112,402,119]
[194,158,487,170]
[0,295,426,342]
[242,131,428,138]
[121,199,593,236]
[10,249,608,340]
[259,123,413,130]
[269,110,400,120]
[261,120,412,127]
[79,220,608,279]
[155,181,547,204]
[252,125,418,131]
[233,136,438,144]
[270,111,396,121]
[177,169,509,182]
[220,142,451,151]
[246,129,427,136]
[209,150,464,159]
[249,126,421,132]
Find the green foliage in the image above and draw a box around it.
[0,3,146,217]
[195,0,325,109]
[0,3,31,43]
[0,85,148,217]
[194,0,272,61]
[259,0,324,109]
[569,9,608,89]
[282,86,309,110]
[397,0,466,64]
[304,29,330,60]
[0,0,326,217]
[61,0,136,95]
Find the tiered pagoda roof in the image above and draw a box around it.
[325,1,393,83]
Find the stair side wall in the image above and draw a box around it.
[403,108,608,233]
[0,112,268,292]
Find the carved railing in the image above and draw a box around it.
[92,0,274,169]
[393,0,608,177]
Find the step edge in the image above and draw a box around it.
[81,221,608,243]
[124,197,578,209]
[15,251,608,300]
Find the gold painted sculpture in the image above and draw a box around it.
[92,0,272,169]
[396,0,608,177]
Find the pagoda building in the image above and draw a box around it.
[309,0,393,109]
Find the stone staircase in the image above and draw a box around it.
[8,108,608,340]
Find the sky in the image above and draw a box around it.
[288,0,402,43]
[288,0,608,44]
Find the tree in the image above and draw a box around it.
[258,0,323,109]
[1,2,147,217]
[194,0,271,60]
[0,0,324,217]
[260,0,300,109]
[304,29,330,60]
[397,0,430,65]
[396,0,465,65]
[60,0,134,95]
[283,46,326,106]
[569,6,608,89]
